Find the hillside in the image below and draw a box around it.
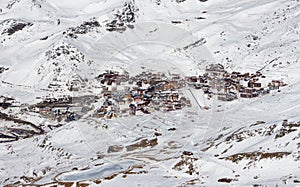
[0,0,299,186]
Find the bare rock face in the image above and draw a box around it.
[173,151,200,175]
[106,2,138,33]
[1,20,33,36]
[64,19,101,39]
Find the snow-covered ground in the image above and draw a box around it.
[0,0,299,186]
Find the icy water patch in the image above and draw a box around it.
[56,163,124,182]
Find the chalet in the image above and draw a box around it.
[118,74,129,82]
[137,88,145,95]
[206,64,225,78]
[134,96,143,103]
[150,98,160,105]
[136,80,143,87]
[121,108,128,114]
[248,81,262,88]
[186,99,191,107]
[103,92,112,98]
[107,79,114,86]
[170,93,179,102]
[231,71,240,75]
[116,99,126,105]
[51,107,69,115]
[96,107,107,118]
[235,84,244,92]
[175,79,185,87]
[240,92,258,98]
[218,93,237,101]
[122,86,131,92]
[171,74,181,80]
[102,86,108,92]
[140,108,150,114]
[115,79,121,85]
[269,81,280,90]
[68,106,83,113]
[103,99,113,107]
[67,112,76,121]
[248,81,254,88]
[129,104,136,115]
[149,78,157,85]
[223,73,230,78]
[174,103,182,110]
[131,87,139,95]
[224,85,235,93]
[272,80,285,87]
[137,101,149,108]
[152,73,161,79]
[244,77,250,81]
[127,98,133,103]
[169,81,180,88]
[203,106,210,110]
[241,93,251,98]
[142,79,148,84]
[209,78,224,91]
[223,77,233,83]
[107,111,117,119]
[204,90,212,94]
[256,71,262,76]
[199,76,207,83]
[39,107,51,115]
[154,106,160,111]
[124,93,132,99]
[179,97,187,103]
[224,81,231,87]
[163,82,176,90]
[217,94,226,101]
[158,94,169,101]
[259,88,270,95]
[164,103,175,111]
[186,76,198,83]
[146,86,155,93]
[128,79,133,84]
[253,82,262,87]
[154,83,165,91]
[231,74,238,79]
[244,72,250,78]
[194,84,202,89]
[237,73,245,78]
[244,88,254,94]
[143,93,152,100]
[202,85,210,91]
[0,102,12,109]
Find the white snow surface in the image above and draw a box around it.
[0,0,299,186]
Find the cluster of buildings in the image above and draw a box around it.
[38,106,78,122]
[186,64,286,101]
[94,71,191,118]
[34,64,286,120]
[33,95,82,122]
[95,65,285,119]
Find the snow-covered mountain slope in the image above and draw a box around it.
[0,0,299,186]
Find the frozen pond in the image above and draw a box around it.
[56,163,124,182]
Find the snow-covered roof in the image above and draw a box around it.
[206,64,225,72]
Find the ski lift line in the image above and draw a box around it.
[257,57,280,72]
[1,80,56,93]
[188,89,202,109]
